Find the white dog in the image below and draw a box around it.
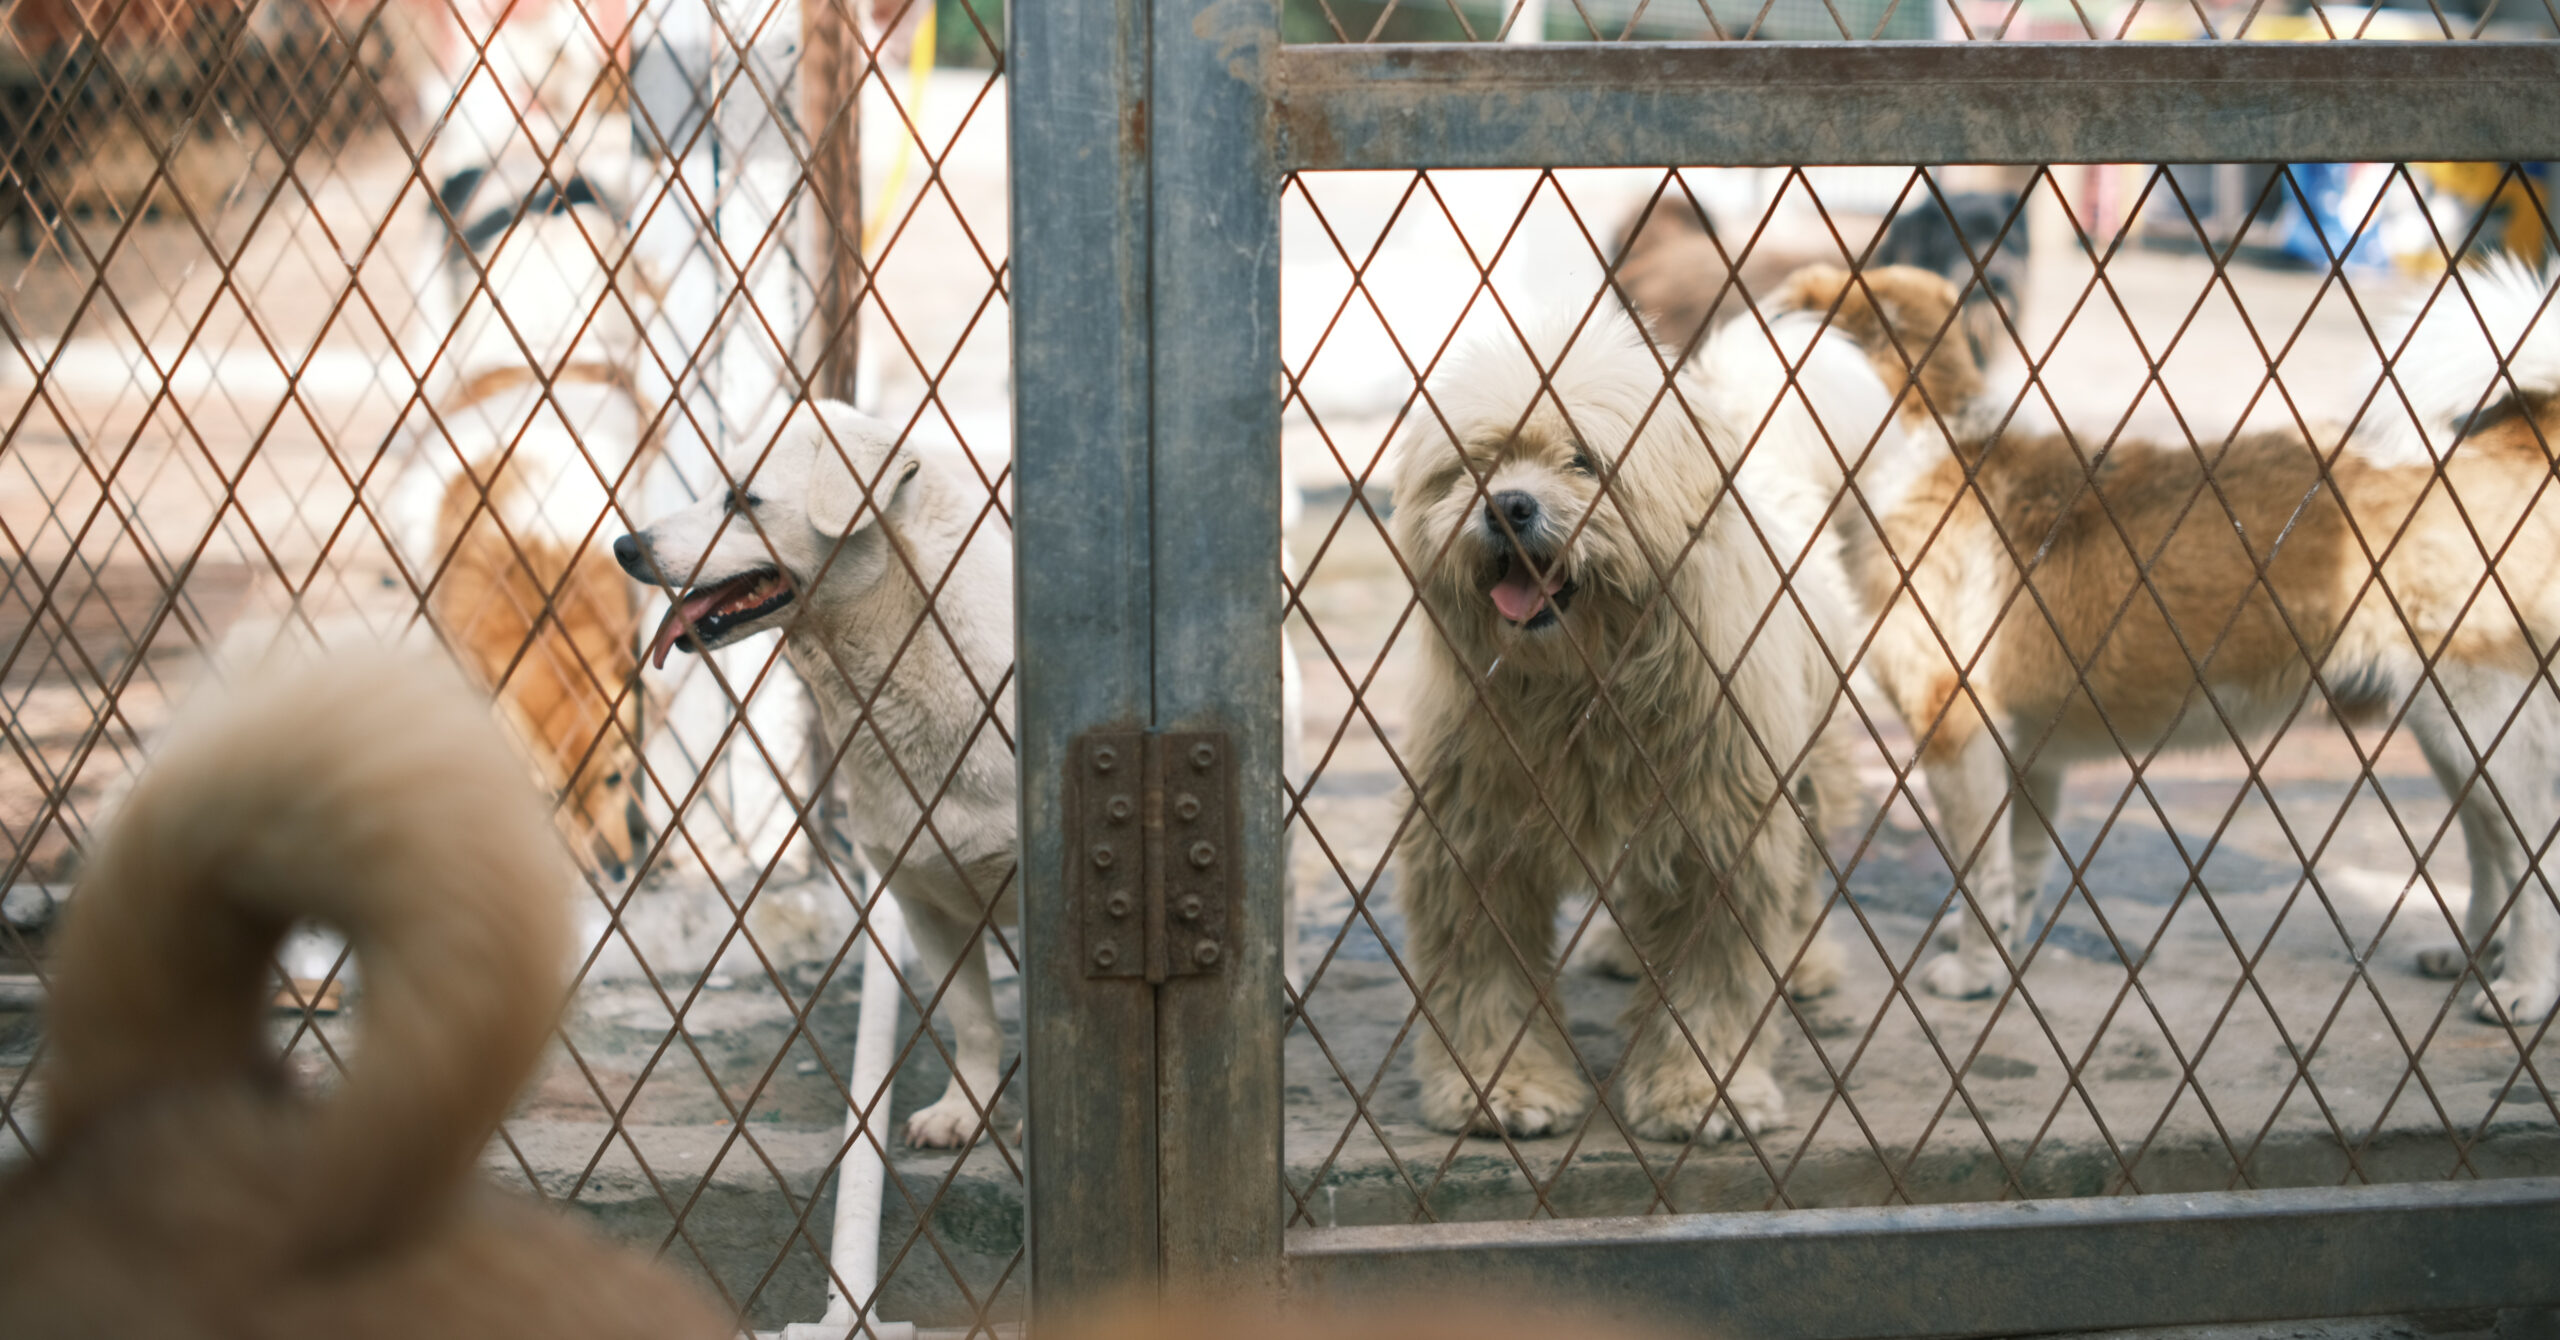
[616,401,1017,1148]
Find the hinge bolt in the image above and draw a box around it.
[1190,742,1215,770]
[1107,795,1134,822]
[1094,746,1117,773]
[1093,943,1119,969]
[1092,846,1116,870]
[1193,941,1220,967]
[1106,892,1132,918]
[1188,840,1215,869]
[1174,793,1201,821]
[1178,894,1203,922]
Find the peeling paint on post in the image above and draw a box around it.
[1013,0,1162,1314]
[1150,0,1285,1302]
[1014,0,1284,1313]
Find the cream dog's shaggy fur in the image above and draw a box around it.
[0,651,725,1338]
[1769,258,2560,1024]
[616,400,1018,1149]
[1387,307,1858,1142]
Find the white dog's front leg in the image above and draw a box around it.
[898,900,1002,1149]
[2411,679,2560,1023]
[1919,730,2021,1000]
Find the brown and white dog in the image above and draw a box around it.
[394,170,660,882]
[1386,307,1859,1142]
[1768,257,2560,1024]
[0,651,725,1337]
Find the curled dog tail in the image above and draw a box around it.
[41,649,573,1259]
[2371,254,2560,462]
[1689,276,1902,508]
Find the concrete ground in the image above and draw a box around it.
[2,77,2554,1336]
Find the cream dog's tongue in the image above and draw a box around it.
[1490,560,1564,624]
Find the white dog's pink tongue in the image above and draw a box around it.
[1489,562,1563,624]
[647,591,721,669]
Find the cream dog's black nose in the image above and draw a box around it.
[1485,491,1540,536]
[612,533,648,579]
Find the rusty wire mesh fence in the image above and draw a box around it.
[1277,158,2560,1233]
[0,0,1019,1329]
[4,0,2560,1327]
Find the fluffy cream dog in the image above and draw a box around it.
[1387,307,1858,1142]
[0,651,725,1337]
[1770,258,2560,1023]
[615,400,1017,1148]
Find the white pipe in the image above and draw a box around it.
[776,888,915,1340]
[1503,0,1547,41]
[825,892,909,1329]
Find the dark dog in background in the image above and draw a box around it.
[1869,190,2028,369]
[1608,192,1837,357]
[1610,186,2027,368]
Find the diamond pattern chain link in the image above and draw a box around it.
[1279,160,2560,1228]
[6,0,2560,1325]
[1,0,1021,1330]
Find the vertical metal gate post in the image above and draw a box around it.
[1012,0,1288,1312]
[1013,0,1165,1303]
[1147,0,1288,1296]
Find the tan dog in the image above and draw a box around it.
[1387,307,1852,1142]
[1770,258,2560,1023]
[397,174,661,881]
[0,651,725,1337]
[430,366,651,882]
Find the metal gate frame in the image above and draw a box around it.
[1011,9,2560,1335]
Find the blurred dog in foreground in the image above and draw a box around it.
[0,651,726,1338]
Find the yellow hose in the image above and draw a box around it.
[862,2,939,257]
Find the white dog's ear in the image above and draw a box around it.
[808,434,922,538]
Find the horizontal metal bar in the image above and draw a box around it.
[1276,41,2560,169]
[1287,1178,2560,1338]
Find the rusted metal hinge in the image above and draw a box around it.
[1072,729,1235,981]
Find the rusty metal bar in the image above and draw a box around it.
[1012,0,1162,1311]
[1147,0,1287,1299]
[799,0,865,403]
[1275,41,2560,170]
[1290,1178,2560,1337]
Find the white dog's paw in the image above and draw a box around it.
[1570,920,1643,980]
[2418,943,2498,980]
[902,1096,985,1150]
[1920,949,2007,1000]
[1624,1061,1785,1143]
[2471,977,2559,1025]
[1787,933,1845,1000]
[1419,1053,1591,1138]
